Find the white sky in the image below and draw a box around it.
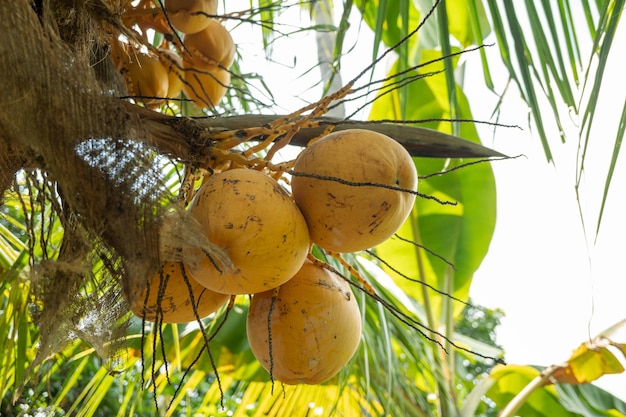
[229,0,626,401]
[466,21,626,399]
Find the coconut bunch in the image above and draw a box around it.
[114,0,235,109]
[126,128,418,385]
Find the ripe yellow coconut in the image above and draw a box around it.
[181,20,234,108]
[247,260,362,385]
[158,48,184,99]
[182,65,230,108]
[128,261,230,323]
[164,0,218,35]
[186,168,310,295]
[120,50,169,109]
[291,129,417,252]
[183,19,236,69]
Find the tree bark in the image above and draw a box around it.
[0,0,160,274]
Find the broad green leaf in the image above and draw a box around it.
[406,0,492,72]
[446,0,492,48]
[485,365,579,417]
[353,0,488,65]
[372,58,496,319]
[464,363,626,417]
[555,383,626,417]
[212,304,249,355]
[354,0,421,55]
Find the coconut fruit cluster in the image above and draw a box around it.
[112,0,235,109]
[128,129,417,384]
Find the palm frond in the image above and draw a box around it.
[482,0,625,238]
[595,101,626,238]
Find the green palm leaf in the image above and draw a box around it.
[482,0,625,237]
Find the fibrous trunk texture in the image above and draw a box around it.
[0,0,179,376]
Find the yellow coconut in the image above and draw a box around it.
[158,48,184,99]
[183,65,230,108]
[180,19,234,108]
[186,168,310,295]
[291,129,417,252]
[128,261,230,323]
[247,260,362,385]
[120,50,169,109]
[164,0,218,35]
[183,19,236,69]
